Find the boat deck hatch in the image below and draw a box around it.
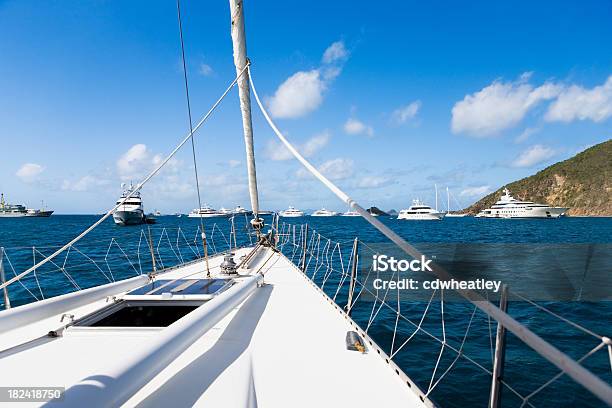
[73,300,203,328]
[126,278,231,296]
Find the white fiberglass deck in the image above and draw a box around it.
[0,246,429,407]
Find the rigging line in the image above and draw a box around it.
[293,255,535,406]
[175,0,209,275]
[248,68,612,405]
[510,290,603,340]
[0,63,249,293]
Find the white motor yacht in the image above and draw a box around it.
[341,206,361,217]
[398,199,445,220]
[341,211,361,217]
[25,208,54,217]
[188,205,225,218]
[311,208,338,217]
[0,194,27,217]
[475,188,569,218]
[218,207,233,216]
[232,205,252,215]
[112,184,145,226]
[279,206,304,217]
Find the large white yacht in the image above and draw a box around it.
[218,207,234,216]
[0,194,27,217]
[279,206,304,217]
[476,188,569,218]
[398,199,445,220]
[311,208,338,217]
[112,184,145,226]
[188,205,225,218]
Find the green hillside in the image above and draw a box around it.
[465,139,612,216]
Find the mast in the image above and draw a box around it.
[229,0,259,216]
[446,186,450,212]
[434,184,438,211]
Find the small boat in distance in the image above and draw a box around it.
[341,205,361,217]
[279,206,304,217]
[341,211,361,217]
[188,205,226,218]
[475,188,569,218]
[398,199,445,220]
[445,212,469,218]
[233,205,253,215]
[25,208,54,217]
[311,208,338,217]
[445,187,469,217]
[112,184,145,226]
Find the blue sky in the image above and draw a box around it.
[1,0,611,213]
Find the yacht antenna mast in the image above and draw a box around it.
[229,0,259,218]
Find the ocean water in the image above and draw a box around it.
[0,215,610,407]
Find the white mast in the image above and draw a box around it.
[229,0,259,216]
[434,184,438,211]
[446,186,450,213]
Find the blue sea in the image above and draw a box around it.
[0,215,610,407]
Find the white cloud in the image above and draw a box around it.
[267,40,349,119]
[322,41,348,64]
[512,145,556,168]
[61,175,110,192]
[322,66,342,81]
[296,158,354,181]
[357,176,392,189]
[295,167,311,179]
[152,174,195,199]
[319,158,354,180]
[201,173,247,197]
[301,131,330,156]
[228,159,241,168]
[267,70,325,119]
[199,63,213,76]
[117,144,182,182]
[460,185,491,198]
[151,154,182,174]
[16,163,44,183]
[515,127,538,143]
[344,118,374,137]
[451,74,562,137]
[264,131,330,161]
[545,75,612,123]
[117,144,150,180]
[391,101,421,124]
[265,140,293,161]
